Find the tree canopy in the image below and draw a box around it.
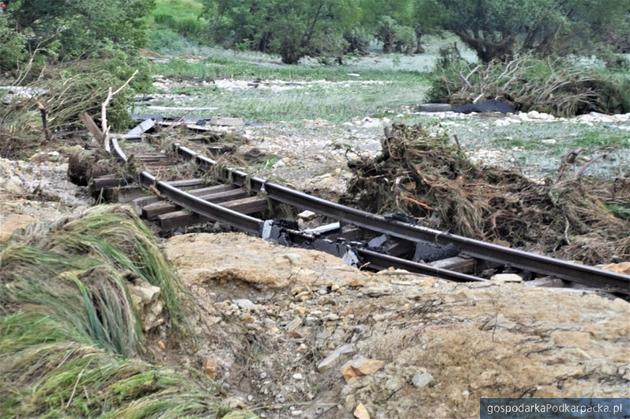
[202,0,629,64]
[417,0,630,62]
[8,0,154,60]
[203,0,360,64]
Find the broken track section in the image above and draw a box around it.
[88,119,629,295]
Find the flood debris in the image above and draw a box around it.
[343,124,630,264]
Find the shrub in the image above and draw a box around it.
[0,16,26,72]
[428,54,630,116]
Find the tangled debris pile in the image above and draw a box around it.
[343,124,630,264]
[428,55,630,116]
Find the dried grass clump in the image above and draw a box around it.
[429,54,630,116]
[343,124,630,264]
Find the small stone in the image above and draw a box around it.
[204,357,219,379]
[291,411,303,416]
[411,371,434,388]
[292,373,304,380]
[354,402,370,419]
[234,298,256,310]
[490,273,523,283]
[3,177,24,195]
[298,210,317,221]
[287,317,303,333]
[305,315,319,325]
[210,116,244,127]
[317,344,355,371]
[341,357,385,382]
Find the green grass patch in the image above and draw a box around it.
[152,55,431,82]
[573,130,630,149]
[0,205,255,418]
[147,0,208,51]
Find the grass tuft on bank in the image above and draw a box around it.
[0,205,255,418]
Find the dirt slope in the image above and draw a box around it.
[163,233,630,419]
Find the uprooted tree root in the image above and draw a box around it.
[343,124,629,264]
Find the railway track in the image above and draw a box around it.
[91,119,630,295]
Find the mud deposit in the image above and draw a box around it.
[0,155,91,242]
[160,233,630,419]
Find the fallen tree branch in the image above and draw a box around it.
[101,70,138,151]
[36,100,52,142]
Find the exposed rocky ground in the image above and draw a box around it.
[0,153,91,242]
[159,233,630,419]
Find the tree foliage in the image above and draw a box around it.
[203,0,360,64]
[201,0,628,63]
[8,0,155,60]
[417,0,630,62]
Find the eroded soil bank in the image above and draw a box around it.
[160,232,630,419]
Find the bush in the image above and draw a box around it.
[10,0,154,61]
[344,29,371,55]
[393,25,417,55]
[0,16,26,72]
[428,54,630,116]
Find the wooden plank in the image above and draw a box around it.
[102,185,147,203]
[157,195,267,230]
[220,196,268,214]
[186,184,234,196]
[158,210,199,230]
[79,112,104,144]
[127,119,155,137]
[91,175,129,189]
[135,154,168,163]
[142,188,248,220]
[133,195,161,214]
[134,185,231,215]
[166,178,206,188]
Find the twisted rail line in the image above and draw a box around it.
[99,120,629,295]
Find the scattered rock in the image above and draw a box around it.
[341,357,385,382]
[297,210,317,221]
[204,357,219,378]
[128,279,164,331]
[411,370,434,388]
[354,402,370,419]
[0,213,35,242]
[292,373,304,380]
[29,151,61,163]
[210,117,244,127]
[286,317,303,333]
[234,298,256,310]
[272,159,286,169]
[318,344,355,371]
[1,176,25,195]
[600,262,630,275]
